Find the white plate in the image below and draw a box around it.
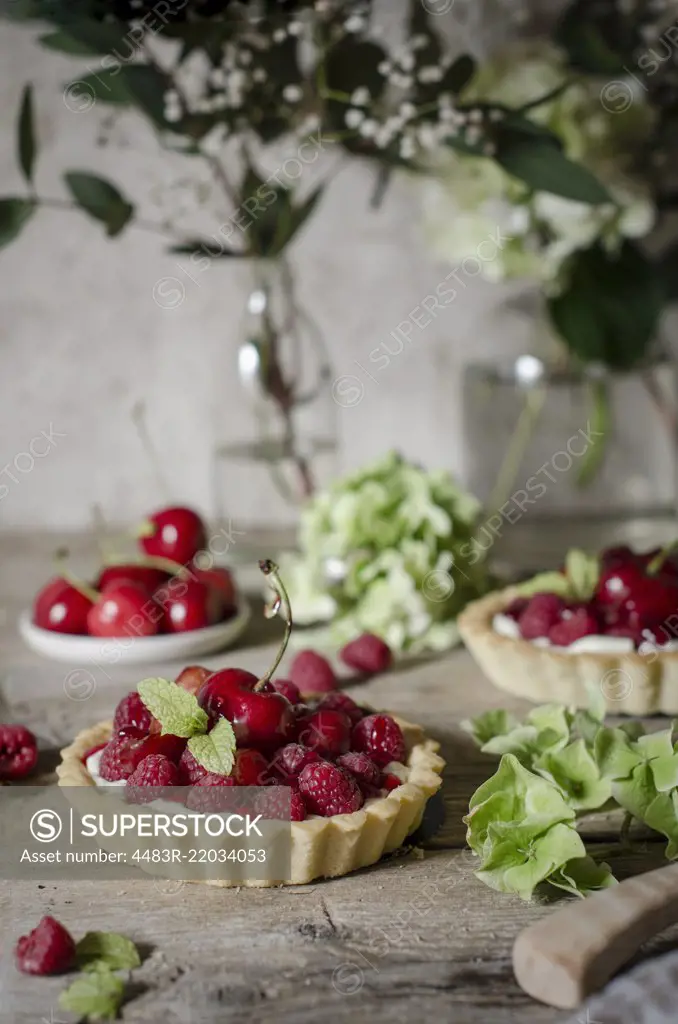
[18,600,251,666]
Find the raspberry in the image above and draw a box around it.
[178,745,208,784]
[315,691,364,725]
[351,714,405,767]
[185,773,236,812]
[297,710,351,758]
[0,724,38,780]
[289,650,337,694]
[336,751,380,795]
[81,742,107,765]
[339,633,392,675]
[98,730,186,781]
[126,754,180,802]
[15,916,76,975]
[518,593,565,640]
[269,743,321,781]
[234,748,269,786]
[175,665,212,695]
[256,781,307,821]
[549,604,600,647]
[504,597,528,621]
[298,761,363,816]
[381,772,403,792]
[113,692,153,733]
[266,679,301,704]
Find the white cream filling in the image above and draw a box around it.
[492,613,678,655]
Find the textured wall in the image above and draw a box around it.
[0,0,577,531]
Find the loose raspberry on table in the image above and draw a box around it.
[0,724,38,780]
[315,691,364,725]
[351,714,406,767]
[126,754,181,803]
[298,761,363,817]
[15,916,76,975]
[113,691,154,734]
[289,650,337,694]
[297,710,351,758]
[336,751,380,795]
[266,679,301,704]
[518,593,565,640]
[339,633,392,675]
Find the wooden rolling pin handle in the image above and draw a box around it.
[513,862,678,1009]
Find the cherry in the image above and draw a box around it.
[297,710,351,758]
[601,545,637,568]
[175,665,212,695]
[87,581,158,638]
[596,561,646,608]
[233,748,269,786]
[33,577,93,634]
[198,668,295,750]
[96,564,170,595]
[197,559,296,751]
[622,577,678,631]
[189,564,237,616]
[138,506,206,566]
[157,578,222,633]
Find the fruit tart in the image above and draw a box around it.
[459,546,678,715]
[57,561,444,886]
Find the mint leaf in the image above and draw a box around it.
[565,549,600,600]
[59,962,125,1021]
[514,571,572,599]
[137,677,208,738]
[76,931,141,971]
[188,718,236,776]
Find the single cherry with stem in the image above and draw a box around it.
[197,560,296,750]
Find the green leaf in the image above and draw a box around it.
[66,70,131,106]
[497,138,611,205]
[514,571,571,599]
[76,932,141,971]
[565,549,600,601]
[443,55,477,95]
[137,677,208,738]
[169,239,241,258]
[465,754,575,856]
[536,739,611,811]
[476,821,586,900]
[461,709,519,747]
[548,243,664,371]
[18,84,36,184]
[64,172,134,238]
[549,856,617,897]
[595,727,643,781]
[575,379,610,489]
[118,65,170,129]
[59,962,125,1022]
[556,0,636,74]
[658,243,678,302]
[0,197,35,248]
[188,718,236,777]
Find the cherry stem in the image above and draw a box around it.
[648,541,678,576]
[255,559,293,691]
[53,547,99,604]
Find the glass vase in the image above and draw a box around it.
[462,354,678,576]
[212,258,338,533]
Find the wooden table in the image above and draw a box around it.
[1,533,674,1023]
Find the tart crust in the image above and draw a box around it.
[458,586,678,715]
[57,716,444,887]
